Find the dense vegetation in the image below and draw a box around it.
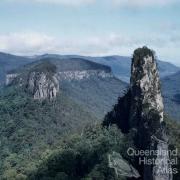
[0,59,128,179]
[61,77,127,119]
[29,61,57,74]
[162,71,180,121]
[0,52,35,86]
[165,116,180,180]
[24,116,180,180]
[0,55,180,180]
[0,86,98,179]
[28,125,135,180]
[0,84,179,180]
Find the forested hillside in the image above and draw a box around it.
[0,59,127,179]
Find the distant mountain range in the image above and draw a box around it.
[5,56,127,119]
[0,51,180,121]
[162,71,180,121]
[0,51,180,179]
[0,52,180,86]
[0,52,35,86]
[34,54,180,82]
[0,57,128,178]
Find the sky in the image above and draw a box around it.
[0,0,180,65]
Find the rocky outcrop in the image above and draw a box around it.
[130,47,172,180]
[6,73,19,85]
[108,151,140,179]
[6,58,114,101]
[58,70,113,81]
[6,61,60,100]
[6,61,113,100]
[130,49,164,125]
[27,71,59,100]
[104,47,172,180]
[6,69,112,85]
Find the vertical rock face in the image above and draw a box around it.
[104,47,172,180]
[27,72,59,100]
[130,47,172,180]
[130,49,164,125]
[6,73,19,85]
[8,61,60,100]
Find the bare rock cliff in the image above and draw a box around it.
[6,60,113,100]
[6,61,60,100]
[130,47,172,180]
[27,71,59,100]
[104,47,172,180]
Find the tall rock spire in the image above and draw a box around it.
[130,47,172,180]
[104,46,172,180]
[130,47,164,125]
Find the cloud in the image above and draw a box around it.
[112,0,179,8]
[0,32,140,56]
[5,0,179,7]
[0,32,180,65]
[0,32,56,54]
[7,0,96,6]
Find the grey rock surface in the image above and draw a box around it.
[129,47,172,180]
[108,151,140,179]
[27,72,59,100]
[104,47,172,180]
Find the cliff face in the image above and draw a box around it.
[6,69,112,85]
[130,49,164,125]
[6,60,114,100]
[6,73,19,85]
[6,61,60,100]
[58,70,113,81]
[130,47,172,180]
[104,47,172,180]
[27,71,59,100]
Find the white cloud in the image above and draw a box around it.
[0,32,139,56]
[0,32,180,65]
[0,32,56,54]
[5,0,179,7]
[7,0,96,6]
[112,0,179,8]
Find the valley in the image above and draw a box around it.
[0,48,179,180]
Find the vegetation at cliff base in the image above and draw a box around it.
[0,86,98,179]
[165,116,180,180]
[28,125,135,180]
[0,53,180,180]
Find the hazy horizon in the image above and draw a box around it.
[0,0,180,65]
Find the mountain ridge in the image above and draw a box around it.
[33,53,180,82]
[0,52,179,86]
[162,71,180,121]
[0,49,179,179]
